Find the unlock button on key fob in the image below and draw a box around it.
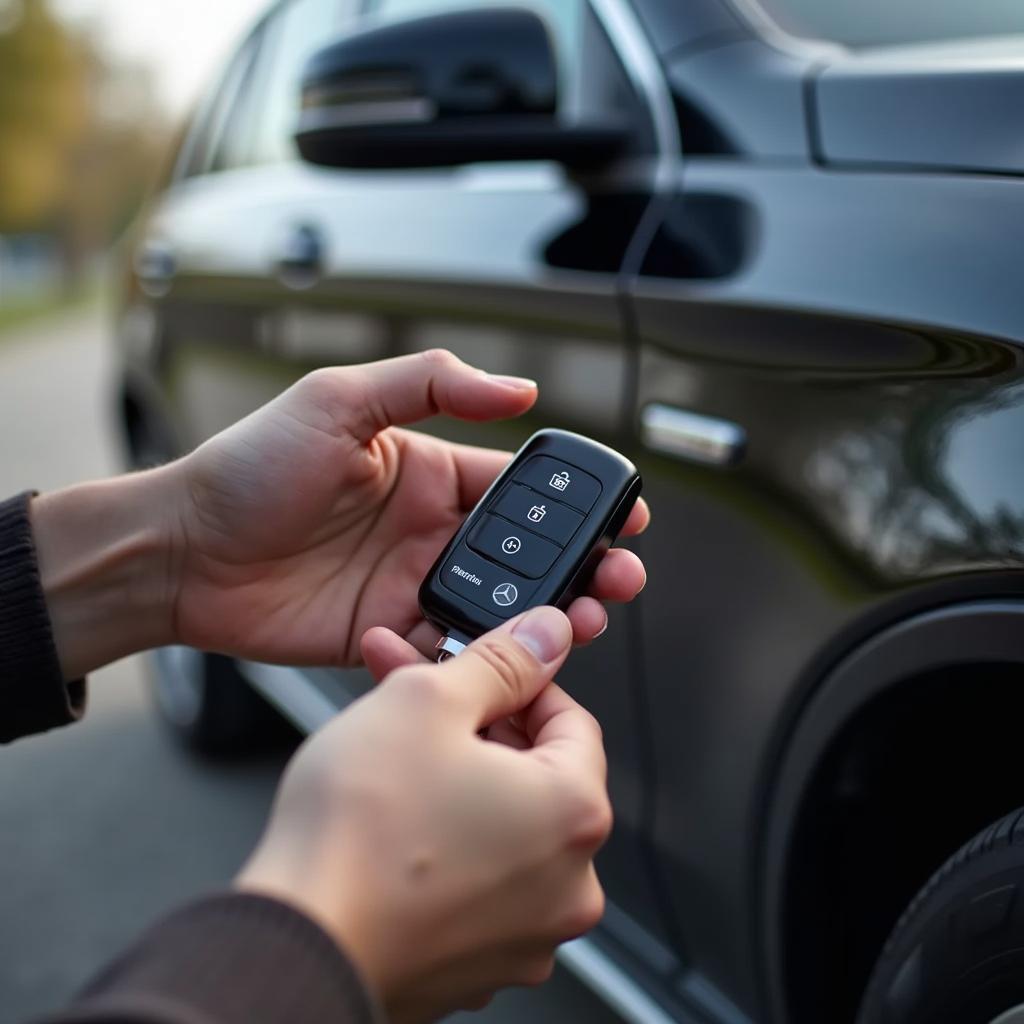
[469,514,562,579]
[514,456,601,513]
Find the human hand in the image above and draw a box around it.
[236,605,610,1024]
[172,349,648,667]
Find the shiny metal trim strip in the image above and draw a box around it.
[558,936,695,1024]
[299,96,436,130]
[588,0,682,188]
[641,403,746,466]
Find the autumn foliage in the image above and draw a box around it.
[0,0,168,280]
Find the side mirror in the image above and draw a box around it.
[294,6,631,170]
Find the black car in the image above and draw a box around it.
[115,0,1024,1020]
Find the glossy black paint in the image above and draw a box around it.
[815,38,1024,174]
[114,1,1024,1023]
[419,428,641,640]
[295,8,629,168]
[303,7,558,118]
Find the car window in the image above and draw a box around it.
[175,27,263,180]
[252,0,352,165]
[743,0,1024,49]
[365,0,583,106]
[215,0,350,170]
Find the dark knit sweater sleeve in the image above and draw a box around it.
[0,492,85,742]
[36,893,383,1024]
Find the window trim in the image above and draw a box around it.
[171,17,272,183]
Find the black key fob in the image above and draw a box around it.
[419,429,642,659]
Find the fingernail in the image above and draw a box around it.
[594,615,609,639]
[512,607,572,663]
[487,373,537,390]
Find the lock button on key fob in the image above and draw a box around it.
[419,429,641,655]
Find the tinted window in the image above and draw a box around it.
[746,0,1024,48]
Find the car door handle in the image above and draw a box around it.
[134,239,176,295]
[275,224,325,288]
[641,403,746,467]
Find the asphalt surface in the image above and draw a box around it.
[0,308,624,1024]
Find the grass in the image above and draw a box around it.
[0,282,101,337]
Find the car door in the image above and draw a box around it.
[623,0,1024,1019]
[274,0,677,956]
[135,0,360,448]
[134,0,679,961]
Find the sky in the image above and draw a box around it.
[53,0,269,116]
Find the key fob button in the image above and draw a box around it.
[469,513,562,579]
[419,428,641,645]
[489,483,584,546]
[439,546,538,618]
[514,456,602,512]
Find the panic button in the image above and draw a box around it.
[514,456,602,513]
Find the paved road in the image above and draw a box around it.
[0,309,623,1024]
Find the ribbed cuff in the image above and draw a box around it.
[52,893,383,1024]
[0,492,85,742]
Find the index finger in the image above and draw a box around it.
[620,497,650,537]
[523,683,607,782]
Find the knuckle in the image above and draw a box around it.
[586,709,605,744]
[473,639,533,704]
[294,368,359,434]
[576,706,604,745]
[420,347,460,370]
[386,666,448,709]
[298,367,340,403]
[559,880,606,940]
[518,955,557,988]
[460,992,495,1012]
[566,788,614,851]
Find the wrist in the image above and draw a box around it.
[31,463,187,679]
[234,845,385,1002]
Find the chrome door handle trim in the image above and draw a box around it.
[641,403,746,467]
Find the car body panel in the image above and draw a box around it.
[664,40,814,160]
[628,159,1024,1014]
[114,1,1024,1022]
[814,36,1024,174]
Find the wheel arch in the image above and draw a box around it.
[759,600,1024,1024]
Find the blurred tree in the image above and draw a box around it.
[0,0,88,235]
[0,0,169,289]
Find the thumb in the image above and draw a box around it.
[438,606,573,729]
[334,349,537,444]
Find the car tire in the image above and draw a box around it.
[149,645,289,756]
[858,807,1024,1024]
